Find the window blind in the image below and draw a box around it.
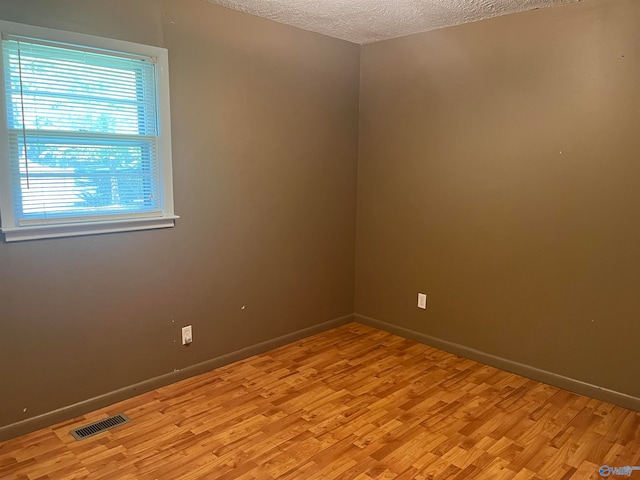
[2,37,162,225]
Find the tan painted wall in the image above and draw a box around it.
[356,0,640,397]
[0,0,359,428]
[2,0,638,434]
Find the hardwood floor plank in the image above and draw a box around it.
[1,322,638,479]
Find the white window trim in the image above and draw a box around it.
[0,20,178,242]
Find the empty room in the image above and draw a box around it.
[0,0,639,478]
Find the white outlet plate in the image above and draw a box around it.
[418,293,427,309]
[182,325,193,345]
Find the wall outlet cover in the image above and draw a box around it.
[182,325,193,345]
[418,293,427,309]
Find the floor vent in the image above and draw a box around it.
[70,414,130,441]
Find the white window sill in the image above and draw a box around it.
[1,215,179,242]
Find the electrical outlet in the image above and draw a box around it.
[418,293,427,310]
[181,325,193,345]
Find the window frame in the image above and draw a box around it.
[0,20,177,242]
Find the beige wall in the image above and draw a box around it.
[2,0,639,436]
[356,0,640,398]
[0,0,360,430]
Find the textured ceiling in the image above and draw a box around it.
[204,0,583,44]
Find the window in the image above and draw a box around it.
[0,21,177,242]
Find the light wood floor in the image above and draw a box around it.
[1,323,639,480]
